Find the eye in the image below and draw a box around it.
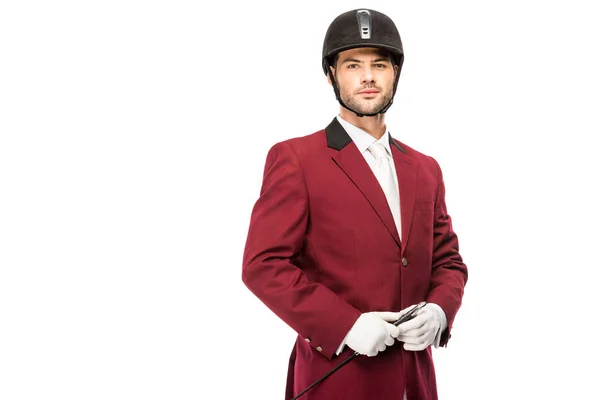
[347,64,359,69]
[374,63,387,68]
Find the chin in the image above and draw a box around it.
[357,104,383,115]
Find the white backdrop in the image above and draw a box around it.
[1,1,599,399]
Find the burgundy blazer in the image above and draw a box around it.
[242,117,468,400]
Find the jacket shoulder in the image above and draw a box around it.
[280,128,326,148]
[391,138,443,178]
[394,138,435,160]
[266,127,327,161]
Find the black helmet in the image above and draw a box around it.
[322,9,404,117]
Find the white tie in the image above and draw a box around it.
[368,142,401,238]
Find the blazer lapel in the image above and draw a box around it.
[326,118,402,249]
[389,135,417,252]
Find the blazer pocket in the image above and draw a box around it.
[414,200,434,211]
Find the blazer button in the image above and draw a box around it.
[305,338,311,343]
[402,257,408,267]
[316,346,323,352]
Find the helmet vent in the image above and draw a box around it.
[357,10,371,39]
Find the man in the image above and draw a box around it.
[242,8,467,400]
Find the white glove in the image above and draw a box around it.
[396,303,441,351]
[345,312,402,357]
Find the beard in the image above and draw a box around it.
[339,85,394,116]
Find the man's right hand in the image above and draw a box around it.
[345,312,402,357]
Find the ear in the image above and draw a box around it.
[393,64,399,79]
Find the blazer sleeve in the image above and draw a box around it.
[242,141,361,359]
[425,157,468,346]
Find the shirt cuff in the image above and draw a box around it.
[336,332,349,355]
[428,303,447,348]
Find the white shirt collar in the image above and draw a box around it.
[336,114,393,156]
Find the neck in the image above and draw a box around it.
[339,108,387,140]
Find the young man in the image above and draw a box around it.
[242,8,468,400]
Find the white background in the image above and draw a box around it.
[1,1,599,399]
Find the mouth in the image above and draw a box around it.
[358,90,380,95]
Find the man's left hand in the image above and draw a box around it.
[396,303,441,351]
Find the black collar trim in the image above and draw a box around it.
[325,117,406,154]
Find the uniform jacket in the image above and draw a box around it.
[242,117,468,400]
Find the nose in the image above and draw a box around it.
[361,65,375,84]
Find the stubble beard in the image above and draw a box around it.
[340,86,393,116]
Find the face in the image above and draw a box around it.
[329,47,398,115]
